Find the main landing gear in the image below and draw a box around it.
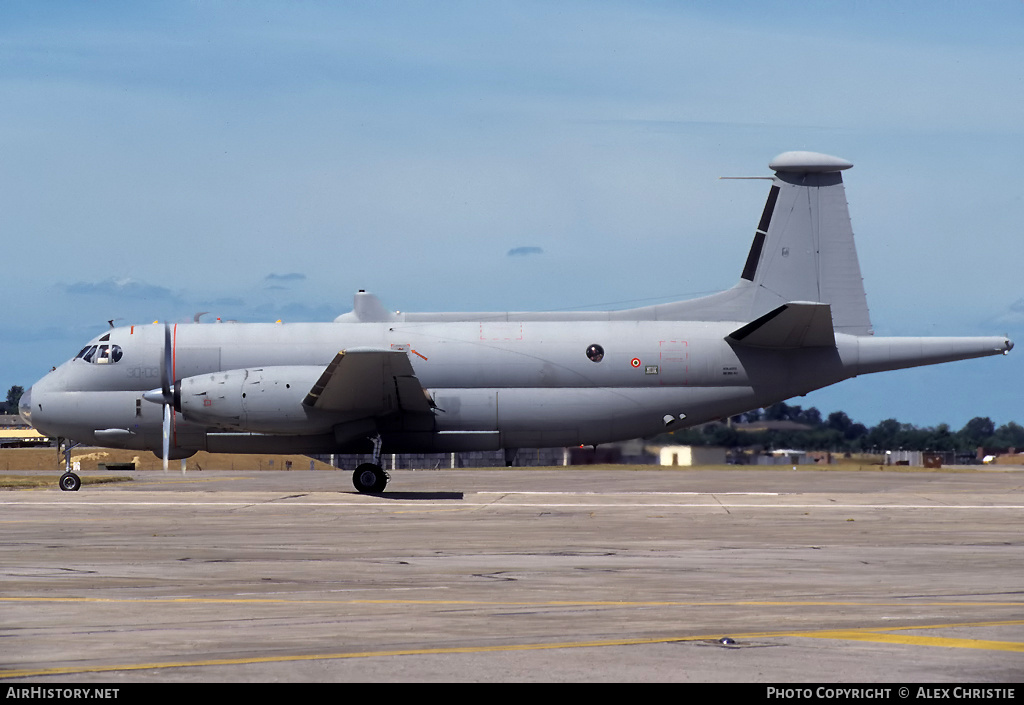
[351,433,389,494]
[352,463,389,494]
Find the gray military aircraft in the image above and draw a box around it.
[20,151,1013,492]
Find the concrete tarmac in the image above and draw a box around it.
[1,467,1022,683]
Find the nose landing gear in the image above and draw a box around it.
[58,438,82,491]
[59,472,81,492]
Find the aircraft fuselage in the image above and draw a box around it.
[23,316,1009,459]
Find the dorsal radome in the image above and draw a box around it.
[769,151,853,173]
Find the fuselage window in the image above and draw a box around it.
[586,344,605,363]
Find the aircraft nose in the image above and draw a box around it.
[18,386,32,426]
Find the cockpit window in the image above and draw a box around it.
[75,344,123,364]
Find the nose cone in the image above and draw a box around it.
[18,386,32,426]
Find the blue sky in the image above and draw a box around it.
[3,1,1022,429]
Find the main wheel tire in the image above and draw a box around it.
[59,472,81,492]
[352,463,388,494]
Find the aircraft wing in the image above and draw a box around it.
[302,349,433,416]
[727,302,836,349]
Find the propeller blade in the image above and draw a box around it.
[162,402,170,473]
[160,323,173,472]
[161,323,173,405]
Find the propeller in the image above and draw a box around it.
[142,323,175,473]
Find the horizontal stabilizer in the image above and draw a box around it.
[727,302,836,349]
[302,349,433,416]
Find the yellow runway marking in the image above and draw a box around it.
[3,619,1023,679]
[1,635,704,680]
[797,630,1024,652]
[792,620,1024,652]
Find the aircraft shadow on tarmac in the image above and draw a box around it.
[351,491,465,500]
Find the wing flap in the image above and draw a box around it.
[303,349,432,416]
[727,302,836,349]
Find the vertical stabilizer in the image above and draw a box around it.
[744,152,873,335]
[636,151,873,333]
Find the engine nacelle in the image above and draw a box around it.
[177,366,331,434]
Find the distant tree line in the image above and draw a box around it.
[2,386,24,415]
[658,401,1024,454]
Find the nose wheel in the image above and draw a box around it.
[59,472,81,492]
